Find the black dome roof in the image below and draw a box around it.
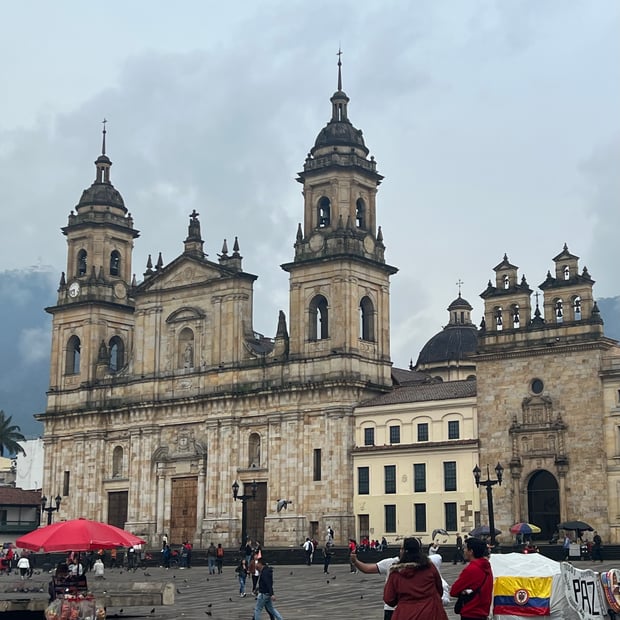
[416,324,478,366]
[77,182,126,212]
[313,118,367,152]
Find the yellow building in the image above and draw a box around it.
[353,295,480,547]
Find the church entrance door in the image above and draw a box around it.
[170,477,197,545]
[108,491,128,529]
[245,481,267,544]
[527,470,560,541]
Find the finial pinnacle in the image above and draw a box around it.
[101,118,107,155]
[337,47,343,91]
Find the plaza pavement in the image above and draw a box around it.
[3,555,619,619]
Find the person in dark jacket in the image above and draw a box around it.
[450,537,493,620]
[253,557,283,620]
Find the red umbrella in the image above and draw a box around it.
[16,518,146,552]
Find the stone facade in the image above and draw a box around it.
[475,249,620,542]
[39,69,396,549]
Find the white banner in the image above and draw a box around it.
[560,562,609,619]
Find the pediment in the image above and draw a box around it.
[166,306,206,324]
[137,257,226,293]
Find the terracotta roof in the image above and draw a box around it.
[358,379,477,408]
[0,487,41,506]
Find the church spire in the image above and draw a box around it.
[337,47,343,92]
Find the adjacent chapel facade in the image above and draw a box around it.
[40,67,397,547]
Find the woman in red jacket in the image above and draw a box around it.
[450,537,494,620]
[383,537,448,619]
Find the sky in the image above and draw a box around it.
[1,0,619,374]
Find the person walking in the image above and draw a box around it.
[351,548,401,619]
[323,543,333,574]
[253,557,283,620]
[383,537,448,619]
[453,533,465,564]
[450,537,493,620]
[216,543,224,574]
[17,555,30,580]
[592,531,604,562]
[161,543,171,570]
[207,542,217,574]
[235,557,249,597]
[302,538,313,566]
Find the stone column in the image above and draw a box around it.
[156,466,165,535]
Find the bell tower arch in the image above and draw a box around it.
[281,54,397,388]
[46,122,139,391]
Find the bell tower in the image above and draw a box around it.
[46,122,139,393]
[281,54,397,388]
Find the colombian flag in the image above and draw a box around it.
[493,576,552,616]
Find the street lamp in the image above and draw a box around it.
[473,462,503,549]
[232,480,257,545]
[41,494,62,526]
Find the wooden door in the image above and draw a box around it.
[108,491,128,529]
[245,482,267,545]
[170,477,197,545]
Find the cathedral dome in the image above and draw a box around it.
[416,323,478,366]
[415,293,479,373]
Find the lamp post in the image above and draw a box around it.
[232,480,257,545]
[473,463,503,549]
[41,494,62,526]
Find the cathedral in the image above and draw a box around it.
[40,61,396,547]
[39,61,620,548]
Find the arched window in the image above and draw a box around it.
[66,335,81,374]
[309,295,329,340]
[495,307,503,331]
[248,433,261,468]
[555,299,563,324]
[179,327,195,368]
[356,198,366,229]
[564,266,570,280]
[112,446,123,477]
[109,336,124,372]
[573,296,582,321]
[359,296,375,341]
[318,197,331,228]
[503,275,510,289]
[512,304,520,329]
[77,250,87,276]
[110,250,121,277]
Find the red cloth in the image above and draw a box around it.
[450,557,493,618]
[384,561,448,620]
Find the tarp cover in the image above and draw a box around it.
[490,553,580,619]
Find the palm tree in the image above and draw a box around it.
[0,410,26,457]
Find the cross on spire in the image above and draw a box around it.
[101,118,107,155]
[337,47,343,91]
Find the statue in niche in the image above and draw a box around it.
[184,342,194,368]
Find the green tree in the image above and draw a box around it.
[0,410,26,457]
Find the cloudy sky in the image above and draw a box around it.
[1,0,619,372]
